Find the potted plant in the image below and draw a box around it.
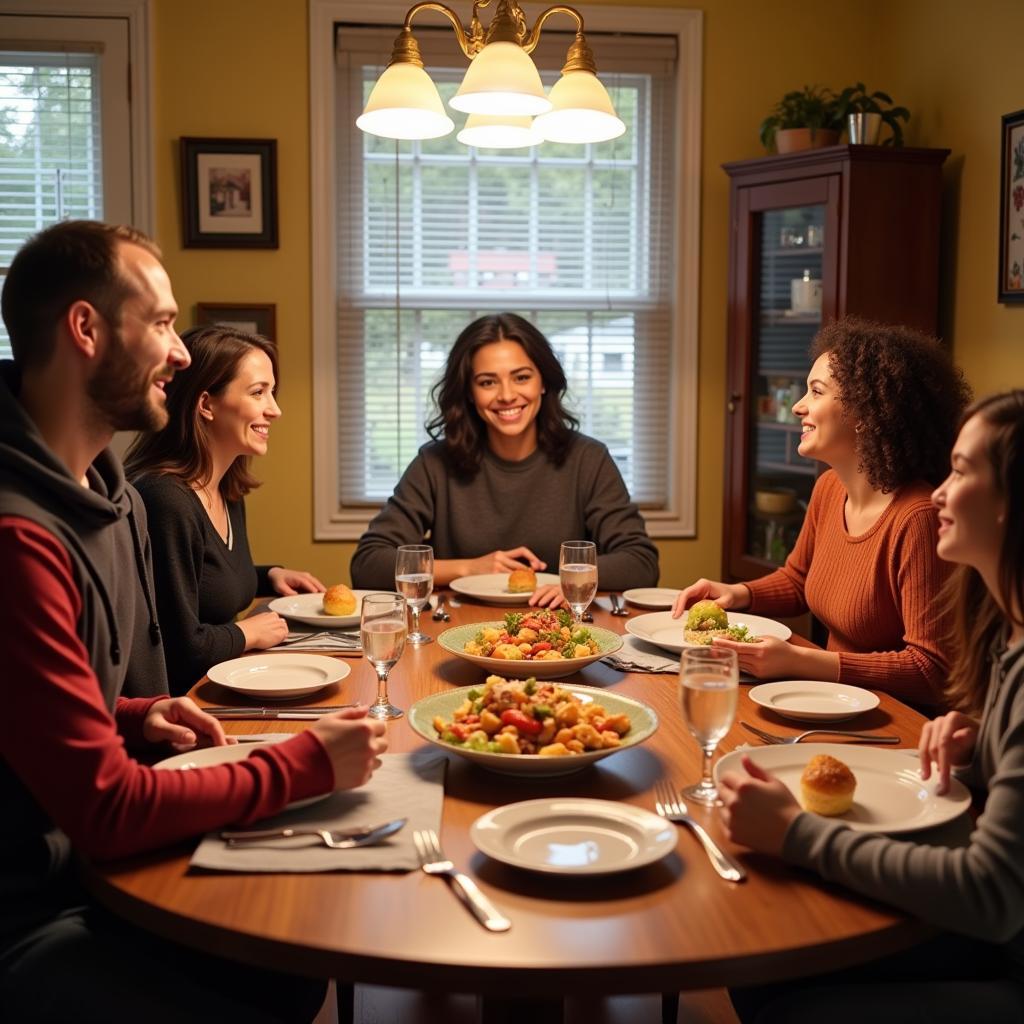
[759,85,843,154]
[834,83,910,146]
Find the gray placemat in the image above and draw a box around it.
[190,750,445,873]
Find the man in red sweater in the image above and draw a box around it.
[0,221,387,1022]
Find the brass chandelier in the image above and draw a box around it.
[357,0,626,148]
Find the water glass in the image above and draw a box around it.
[559,540,597,625]
[395,544,434,645]
[678,647,738,805]
[360,593,407,720]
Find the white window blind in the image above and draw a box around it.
[0,46,103,356]
[335,26,678,508]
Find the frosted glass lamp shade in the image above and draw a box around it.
[457,113,543,149]
[450,41,551,116]
[534,70,626,144]
[357,62,455,140]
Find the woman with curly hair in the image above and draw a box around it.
[722,391,1024,1022]
[350,313,659,602]
[673,317,971,705]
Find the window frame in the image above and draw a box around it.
[309,0,702,540]
[1,0,154,233]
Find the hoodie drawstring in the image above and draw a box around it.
[126,492,161,648]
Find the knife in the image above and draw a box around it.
[205,704,356,713]
[207,706,358,720]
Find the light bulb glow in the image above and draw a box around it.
[357,62,454,140]
[450,41,551,116]
[457,113,543,149]
[534,70,626,144]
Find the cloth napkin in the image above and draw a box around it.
[189,750,446,873]
[603,634,680,673]
[270,626,362,655]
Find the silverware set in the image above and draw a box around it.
[740,720,899,745]
[221,818,407,850]
[207,704,357,720]
[653,780,746,882]
[277,630,361,649]
[432,595,451,621]
[609,593,630,616]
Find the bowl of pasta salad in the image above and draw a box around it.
[437,610,623,680]
[408,676,658,776]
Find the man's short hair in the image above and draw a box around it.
[1,221,162,370]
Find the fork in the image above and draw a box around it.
[740,720,900,745]
[609,593,630,616]
[413,829,511,932]
[653,781,746,882]
[432,595,450,622]
[277,631,360,648]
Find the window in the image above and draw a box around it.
[310,2,701,539]
[0,7,149,357]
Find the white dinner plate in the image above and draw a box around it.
[154,739,326,810]
[625,610,792,655]
[714,744,971,834]
[748,681,880,722]
[268,591,375,628]
[471,798,675,874]
[207,654,350,700]
[622,587,681,610]
[449,572,561,605]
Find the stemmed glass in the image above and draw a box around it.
[559,540,597,626]
[395,544,434,645]
[360,593,407,720]
[678,647,739,806]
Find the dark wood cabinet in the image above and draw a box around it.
[721,144,949,582]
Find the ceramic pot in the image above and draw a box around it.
[775,128,840,154]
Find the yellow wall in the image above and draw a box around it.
[152,0,1019,589]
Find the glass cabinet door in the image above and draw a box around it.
[745,203,825,567]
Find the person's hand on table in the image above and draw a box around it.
[465,547,547,575]
[312,706,389,789]
[919,711,980,795]
[719,754,802,856]
[238,611,288,651]
[529,583,567,609]
[671,578,750,619]
[144,697,233,752]
[268,566,325,595]
[712,634,798,678]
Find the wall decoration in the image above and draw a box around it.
[999,109,1024,303]
[181,137,278,248]
[195,302,276,342]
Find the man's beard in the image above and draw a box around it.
[87,328,172,433]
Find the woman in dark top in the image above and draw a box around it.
[350,313,659,604]
[125,326,323,694]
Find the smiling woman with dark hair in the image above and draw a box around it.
[672,316,972,707]
[350,313,659,600]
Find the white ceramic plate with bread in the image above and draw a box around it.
[450,572,560,605]
[747,681,880,722]
[269,589,374,628]
[714,743,970,834]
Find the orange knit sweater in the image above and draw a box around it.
[745,470,953,706]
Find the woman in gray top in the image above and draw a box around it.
[721,390,1024,1023]
[350,313,659,601]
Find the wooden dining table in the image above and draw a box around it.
[85,595,936,1020]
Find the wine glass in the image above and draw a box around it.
[559,540,597,625]
[678,647,739,806]
[360,593,407,720]
[395,544,434,646]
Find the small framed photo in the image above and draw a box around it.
[180,137,278,248]
[999,109,1024,303]
[195,302,276,342]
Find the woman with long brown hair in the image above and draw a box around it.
[126,325,323,694]
[722,390,1024,1022]
[350,312,659,600]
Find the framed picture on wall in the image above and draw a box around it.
[180,137,278,248]
[999,109,1024,303]
[195,302,276,342]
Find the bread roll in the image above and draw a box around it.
[323,583,356,616]
[800,753,856,816]
[507,567,537,594]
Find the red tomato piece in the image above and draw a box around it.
[530,642,552,655]
[500,708,542,735]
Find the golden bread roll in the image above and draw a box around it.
[322,583,357,616]
[800,753,856,816]
[507,567,537,594]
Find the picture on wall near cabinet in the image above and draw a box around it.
[181,138,278,248]
[195,303,276,342]
[999,109,1024,303]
